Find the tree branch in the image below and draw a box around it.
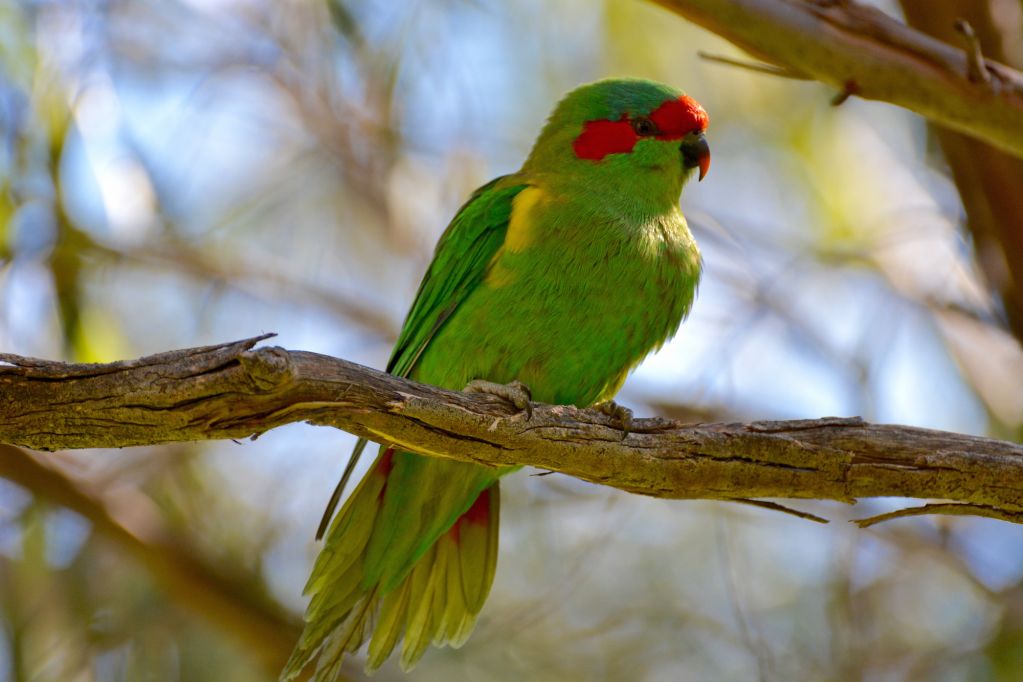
[898,0,1023,345]
[3,336,1023,523]
[0,444,299,673]
[649,0,1023,159]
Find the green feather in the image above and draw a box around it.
[366,577,410,669]
[459,485,500,615]
[399,542,440,670]
[387,178,528,378]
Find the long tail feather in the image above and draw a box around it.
[282,450,501,680]
[365,580,410,670]
[316,437,370,540]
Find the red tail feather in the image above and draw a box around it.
[450,488,491,544]
[375,448,395,499]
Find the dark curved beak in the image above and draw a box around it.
[681,132,711,181]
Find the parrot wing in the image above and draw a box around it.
[386,176,527,377]
[315,177,528,539]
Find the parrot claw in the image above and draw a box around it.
[464,379,533,420]
[596,400,633,439]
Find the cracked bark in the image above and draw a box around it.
[2,336,1023,524]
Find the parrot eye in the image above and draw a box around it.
[631,117,659,137]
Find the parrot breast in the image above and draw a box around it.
[411,187,701,406]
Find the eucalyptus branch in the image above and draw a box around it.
[651,0,1023,159]
[2,336,1023,526]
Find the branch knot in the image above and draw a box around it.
[238,347,294,391]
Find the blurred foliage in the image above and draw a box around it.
[1,0,1022,680]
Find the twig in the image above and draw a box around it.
[730,498,830,524]
[953,19,991,85]
[831,79,860,106]
[854,502,1023,528]
[697,51,809,79]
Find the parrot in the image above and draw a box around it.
[281,77,709,679]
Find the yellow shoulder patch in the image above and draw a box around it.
[484,258,515,288]
[504,186,544,253]
[484,186,544,289]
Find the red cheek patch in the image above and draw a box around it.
[573,118,638,161]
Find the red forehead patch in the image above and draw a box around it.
[650,96,709,139]
[573,95,708,162]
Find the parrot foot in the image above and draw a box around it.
[464,379,533,420]
[596,400,633,439]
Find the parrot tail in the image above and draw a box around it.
[280,448,500,680]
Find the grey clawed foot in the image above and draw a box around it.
[596,400,633,439]
[464,379,533,420]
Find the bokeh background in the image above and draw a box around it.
[2,0,1023,680]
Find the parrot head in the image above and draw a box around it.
[523,78,710,208]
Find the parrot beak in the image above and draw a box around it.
[681,132,711,181]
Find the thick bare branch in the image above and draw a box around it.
[2,337,1023,523]
[650,0,1023,159]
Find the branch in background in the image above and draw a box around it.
[649,0,1023,159]
[0,444,300,674]
[114,238,399,340]
[3,337,1023,525]
[897,0,1023,346]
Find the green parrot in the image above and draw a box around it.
[282,77,709,679]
